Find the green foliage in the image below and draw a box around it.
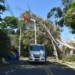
[47,0,75,34]
[47,7,63,19]
[0,5,6,11]
[68,0,75,8]
[0,16,19,35]
[62,54,75,62]
[10,34,18,48]
[45,43,54,56]
[62,0,73,6]
[47,7,64,27]
[21,44,29,57]
[4,16,18,29]
[64,8,75,33]
[0,16,18,29]
[0,10,61,57]
[57,18,64,27]
[0,0,6,21]
[18,10,61,57]
[0,29,11,58]
[0,0,6,12]
[0,22,6,28]
[64,0,75,33]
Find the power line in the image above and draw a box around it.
[16,6,25,15]
[27,3,31,13]
[5,0,14,16]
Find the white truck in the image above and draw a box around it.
[28,44,46,63]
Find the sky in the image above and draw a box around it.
[2,0,75,41]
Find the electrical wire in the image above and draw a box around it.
[5,0,14,16]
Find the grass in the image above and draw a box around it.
[19,56,28,60]
[65,62,75,67]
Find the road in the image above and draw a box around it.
[0,60,75,75]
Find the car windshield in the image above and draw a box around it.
[30,45,44,51]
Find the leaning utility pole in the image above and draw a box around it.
[51,39,58,60]
[40,22,59,61]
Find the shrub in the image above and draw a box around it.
[0,29,11,58]
[62,54,75,62]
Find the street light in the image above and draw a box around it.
[31,19,37,44]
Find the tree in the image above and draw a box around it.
[0,16,18,34]
[0,0,6,21]
[19,10,61,59]
[0,16,19,56]
[64,1,75,33]
[47,0,74,28]
[0,29,11,58]
[47,0,75,59]
[0,0,6,12]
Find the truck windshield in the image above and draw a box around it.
[30,45,44,51]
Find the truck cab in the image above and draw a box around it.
[28,44,46,62]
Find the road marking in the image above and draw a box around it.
[44,67,50,75]
[44,66,54,75]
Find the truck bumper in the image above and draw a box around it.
[28,57,46,62]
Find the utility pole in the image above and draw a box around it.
[18,23,22,56]
[40,22,59,60]
[51,39,58,61]
[17,7,24,56]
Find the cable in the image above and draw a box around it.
[6,0,14,16]
[27,3,31,13]
[5,0,14,16]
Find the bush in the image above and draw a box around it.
[0,29,11,58]
[70,54,75,61]
[62,54,75,62]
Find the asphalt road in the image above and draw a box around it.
[0,60,75,75]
